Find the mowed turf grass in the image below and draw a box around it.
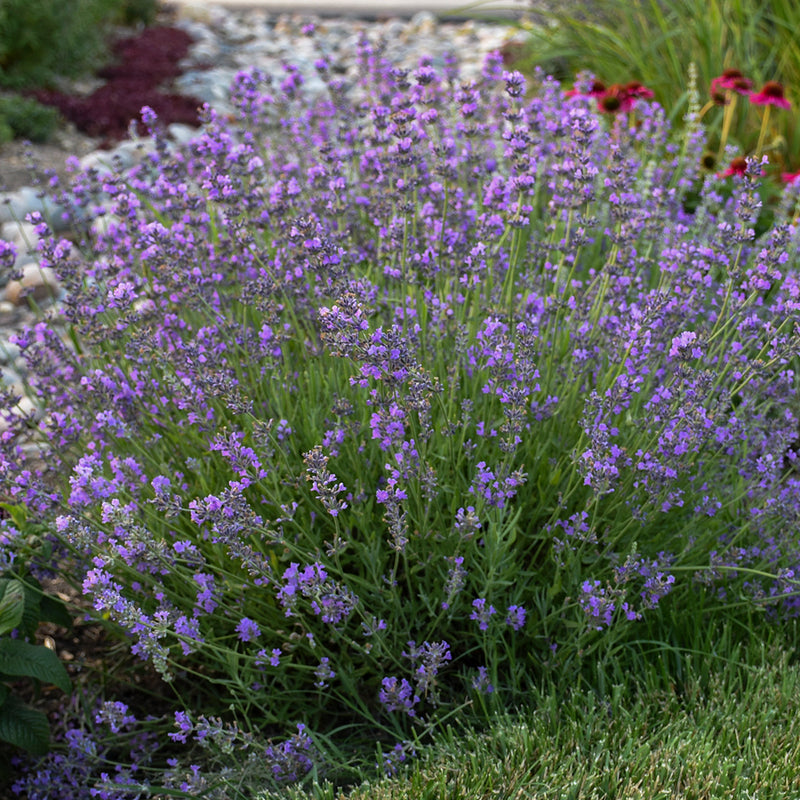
[271,639,800,799]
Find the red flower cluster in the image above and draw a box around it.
[564,79,655,114]
[710,69,791,110]
[564,79,607,99]
[710,68,753,103]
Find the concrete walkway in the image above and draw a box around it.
[173,0,532,19]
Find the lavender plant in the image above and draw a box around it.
[4,34,800,793]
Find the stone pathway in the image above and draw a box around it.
[174,0,530,17]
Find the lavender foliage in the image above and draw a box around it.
[4,32,800,792]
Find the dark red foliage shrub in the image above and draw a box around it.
[30,26,203,146]
[97,26,195,83]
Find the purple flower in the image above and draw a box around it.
[94,701,136,734]
[379,741,416,777]
[276,562,358,624]
[169,710,194,743]
[174,615,204,655]
[314,657,335,688]
[470,598,497,631]
[505,604,527,631]
[503,70,526,98]
[256,647,283,668]
[669,330,702,360]
[471,666,494,694]
[379,676,420,716]
[580,580,616,631]
[263,724,318,784]
[403,640,452,698]
[441,555,467,609]
[235,617,261,643]
[0,239,17,269]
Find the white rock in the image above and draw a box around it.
[4,221,40,263]
[221,15,256,44]
[12,394,37,419]
[111,141,150,171]
[3,263,60,306]
[183,39,222,65]
[168,123,199,147]
[90,212,126,240]
[79,151,120,177]
[409,11,438,37]
[0,338,21,364]
[19,441,50,467]
[179,3,212,24]
[0,368,24,390]
[0,187,65,228]
[2,221,22,241]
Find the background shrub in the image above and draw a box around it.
[0,0,160,90]
[0,93,61,143]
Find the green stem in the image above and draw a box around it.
[754,104,771,160]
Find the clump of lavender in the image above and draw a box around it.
[4,28,800,791]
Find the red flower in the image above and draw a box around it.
[750,81,791,109]
[719,156,748,178]
[623,81,654,100]
[781,169,800,184]
[711,69,753,96]
[598,84,626,113]
[595,80,654,113]
[564,79,606,99]
[588,79,607,97]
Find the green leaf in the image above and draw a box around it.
[0,684,8,705]
[20,582,42,640]
[0,580,24,636]
[0,694,50,755]
[0,501,27,529]
[0,639,70,693]
[39,594,73,629]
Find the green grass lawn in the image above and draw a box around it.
[266,632,800,799]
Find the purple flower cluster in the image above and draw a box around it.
[12,702,158,800]
[6,24,800,790]
[402,640,452,704]
[470,597,498,631]
[277,561,358,624]
[379,676,420,716]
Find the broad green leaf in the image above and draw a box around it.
[39,594,73,629]
[19,583,42,640]
[0,695,50,755]
[0,684,8,705]
[0,502,27,529]
[0,639,70,693]
[0,580,24,636]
